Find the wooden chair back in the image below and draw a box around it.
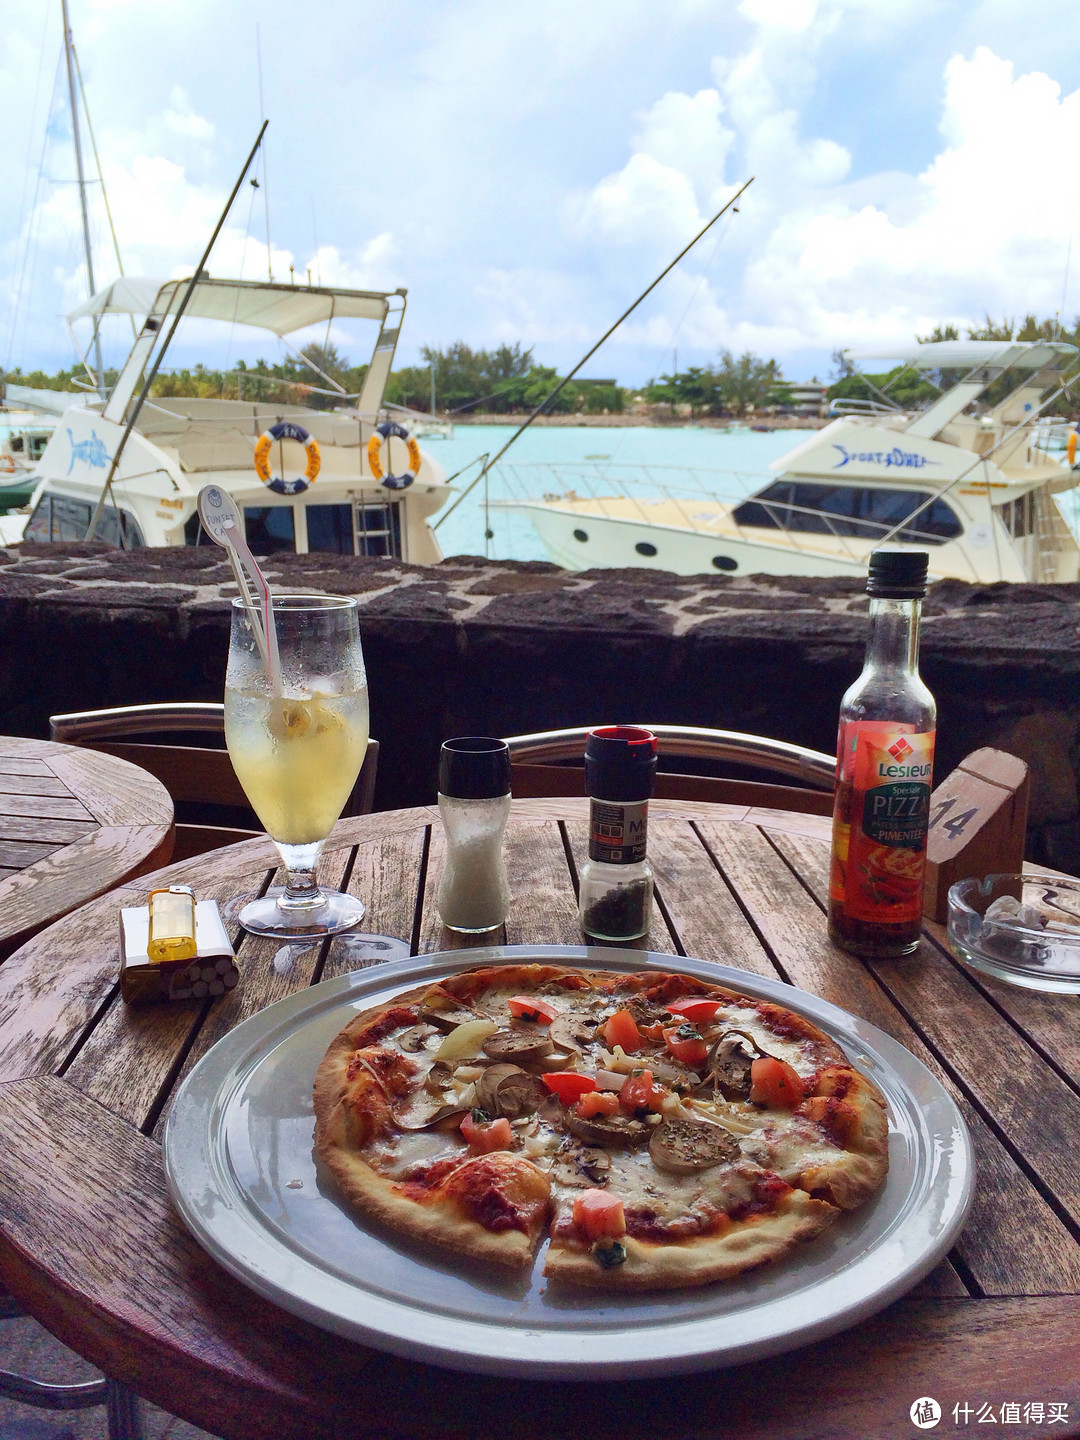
[50,704,379,859]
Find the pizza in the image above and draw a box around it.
[313,963,889,1290]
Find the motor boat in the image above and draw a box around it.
[17,275,452,562]
[496,341,1080,582]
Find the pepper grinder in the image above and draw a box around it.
[578,726,658,941]
[437,737,512,933]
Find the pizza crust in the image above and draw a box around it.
[543,1188,839,1290]
[317,1144,548,1268]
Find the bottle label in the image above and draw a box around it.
[589,799,648,864]
[830,721,935,925]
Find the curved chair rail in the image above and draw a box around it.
[50,702,226,742]
[502,725,836,791]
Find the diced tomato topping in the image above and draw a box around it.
[576,1090,621,1118]
[619,1068,667,1114]
[602,1009,642,1053]
[666,998,722,1022]
[749,1056,805,1109]
[459,1112,514,1153]
[541,1071,598,1104]
[573,1187,626,1241]
[663,1023,709,1066]
[507,995,559,1024]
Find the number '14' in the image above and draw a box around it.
[929,794,979,840]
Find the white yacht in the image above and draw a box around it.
[18,275,452,562]
[0,395,63,511]
[498,341,1080,583]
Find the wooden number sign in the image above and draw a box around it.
[923,747,1030,922]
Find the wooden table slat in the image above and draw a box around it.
[0,838,63,869]
[325,827,429,977]
[0,757,53,777]
[0,792,97,822]
[0,814,100,845]
[647,819,784,980]
[0,773,76,799]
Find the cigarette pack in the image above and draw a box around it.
[120,900,239,1005]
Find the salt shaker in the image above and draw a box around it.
[437,737,512,932]
[578,726,658,941]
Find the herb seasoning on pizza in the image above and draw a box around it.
[313,964,889,1290]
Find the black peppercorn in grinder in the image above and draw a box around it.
[578,726,657,941]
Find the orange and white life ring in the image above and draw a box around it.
[0,455,15,474]
[367,421,421,490]
[253,421,321,495]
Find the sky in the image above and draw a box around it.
[4,0,1080,389]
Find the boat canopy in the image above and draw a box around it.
[846,340,1078,371]
[67,276,395,334]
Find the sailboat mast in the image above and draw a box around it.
[61,0,105,399]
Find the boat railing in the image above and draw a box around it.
[492,459,983,581]
[827,398,902,417]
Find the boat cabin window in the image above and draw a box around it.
[306,503,353,555]
[732,482,962,544]
[23,497,52,542]
[306,501,402,558]
[244,506,295,555]
[93,505,145,547]
[998,494,1035,539]
[24,495,144,545]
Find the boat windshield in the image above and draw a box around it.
[732,481,963,545]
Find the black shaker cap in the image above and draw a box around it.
[438,737,511,799]
[585,725,658,802]
[867,548,929,598]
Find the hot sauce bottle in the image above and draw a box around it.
[828,550,936,959]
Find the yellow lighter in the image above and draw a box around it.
[147,885,198,963]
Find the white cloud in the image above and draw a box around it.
[163,86,215,142]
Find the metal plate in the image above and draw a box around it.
[163,944,974,1380]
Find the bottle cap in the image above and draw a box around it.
[866,548,929,598]
[439,737,512,800]
[585,726,658,802]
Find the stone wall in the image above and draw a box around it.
[2,542,1079,869]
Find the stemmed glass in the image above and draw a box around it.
[224,594,369,937]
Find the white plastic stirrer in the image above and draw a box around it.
[197,485,283,695]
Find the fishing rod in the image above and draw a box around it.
[432,176,754,531]
[85,120,269,543]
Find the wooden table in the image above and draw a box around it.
[0,797,1077,1440]
[0,735,174,961]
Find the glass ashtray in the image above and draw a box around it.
[947,872,1080,992]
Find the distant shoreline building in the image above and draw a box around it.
[786,382,828,417]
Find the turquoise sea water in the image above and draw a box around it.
[425,425,816,563]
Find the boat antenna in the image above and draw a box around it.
[85,120,270,542]
[432,177,754,531]
[61,0,104,400]
[257,24,272,281]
